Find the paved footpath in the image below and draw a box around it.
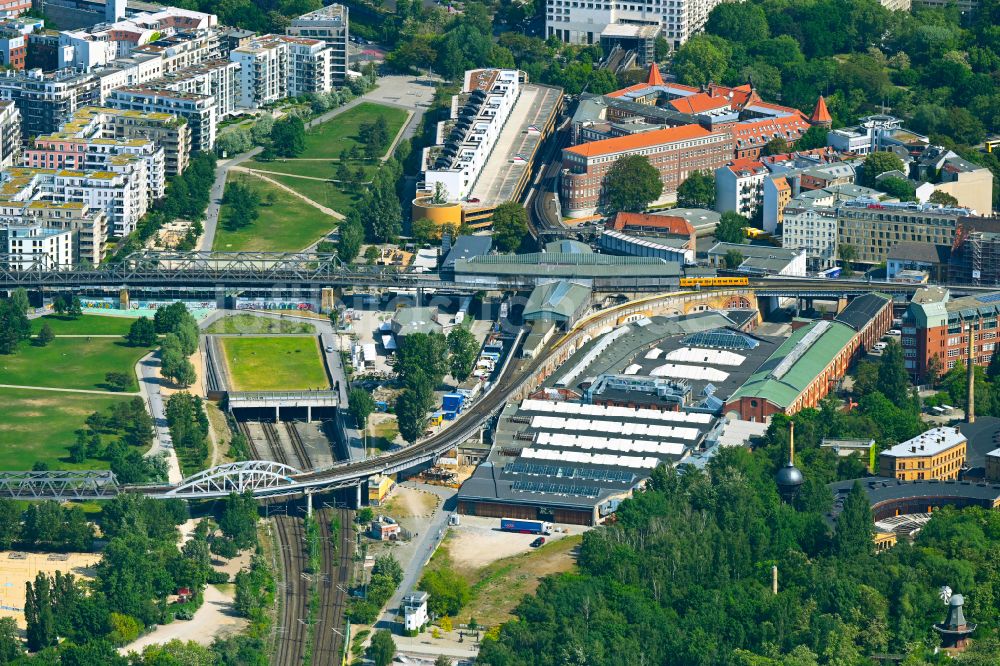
[199,75,435,250]
[136,352,183,484]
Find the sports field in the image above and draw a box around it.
[219,336,329,391]
[0,388,133,469]
[0,550,101,628]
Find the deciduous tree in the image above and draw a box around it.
[602,155,663,214]
[491,202,529,253]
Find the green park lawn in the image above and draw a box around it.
[0,388,134,470]
[219,336,329,391]
[30,314,134,336]
[213,174,338,252]
[242,158,377,184]
[299,102,408,159]
[264,173,360,214]
[0,337,150,391]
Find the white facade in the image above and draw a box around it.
[231,36,287,108]
[421,69,520,202]
[401,592,429,633]
[230,35,334,109]
[546,0,727,49]
[48,167,148,236]
[715,160,767,219]
[5,225,73,269]
[781,204,838,270]
[286,4,349,83]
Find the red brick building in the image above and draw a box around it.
[901,286,1000,380]
[561,124,732,218]
[725,294,892,422]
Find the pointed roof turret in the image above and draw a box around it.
[647,62,664,86]
[810,96,832,127]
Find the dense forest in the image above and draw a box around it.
[477,451,1000,665]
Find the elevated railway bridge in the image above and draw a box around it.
[1,250,997,297]
[1,264,998,504]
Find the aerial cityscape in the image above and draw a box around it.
[0,0,998,663]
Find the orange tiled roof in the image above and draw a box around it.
[647,62,664,86]
[810,96,832,124]
[608,211,695,236]
[564,125,714,158]
[727,157,766,174]
[668,93,730,115]
[732,115,809,143]
[773,177,790,191]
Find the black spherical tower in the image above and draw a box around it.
[775,421,804,503]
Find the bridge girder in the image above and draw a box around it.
[0,471,119,500]
[163,460,304,498]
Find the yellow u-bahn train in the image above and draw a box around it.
[679,276,751,288]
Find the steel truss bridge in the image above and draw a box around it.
[0,250,527,292]
[2,251,998,296]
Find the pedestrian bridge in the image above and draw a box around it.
[228,390,339,422]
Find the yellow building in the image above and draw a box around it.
[368,474,395,506]
[878,427,966,481]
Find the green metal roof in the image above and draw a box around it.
[523,280,591,321]
[728,320,857,408]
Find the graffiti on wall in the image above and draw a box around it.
[236,301,315,311]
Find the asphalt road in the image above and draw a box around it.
[377,482,457,632]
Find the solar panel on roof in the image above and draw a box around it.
[681,328,760,350]
[978,294,1000,304]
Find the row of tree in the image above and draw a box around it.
[165,392,210,474]
[391,329,479,443]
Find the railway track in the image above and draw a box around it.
[261,421,290,467]
[237,421,262,459]
[273,515,309,666]
[285,421,312,471]
[311,507,353,665]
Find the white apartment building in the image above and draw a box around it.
[154,58,240,120]
[58,7,218,71]
[0,99,18,168]
[715,158,767,220]
[546,0,728,49]
[46,165,148,235]
[401,591,429,634]
[230,34,334,109]
[781,203,838,271]
[286,4,349,83]
[4,225,73,269]
[0,170,110,265]
[421,69,520,202]
[230,35,287,108]
[286,38,332,98]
